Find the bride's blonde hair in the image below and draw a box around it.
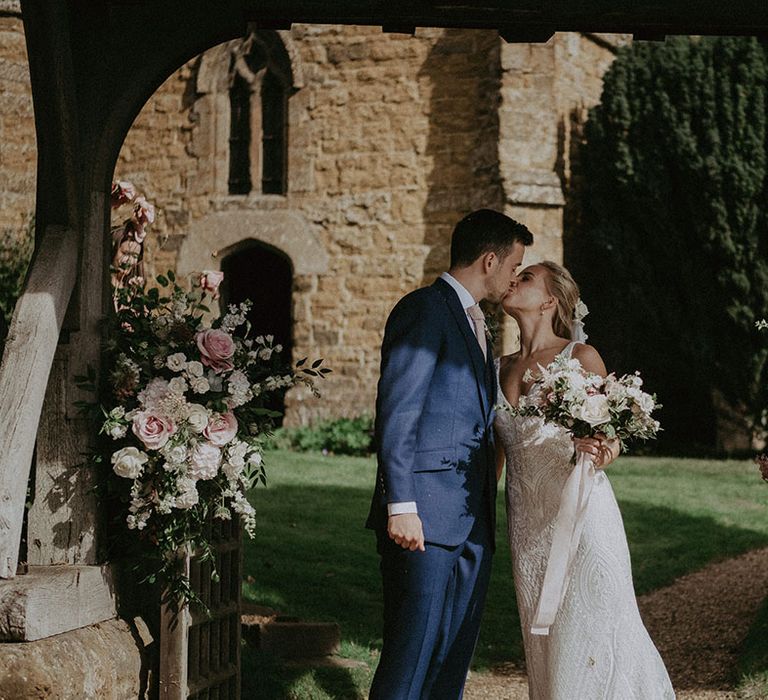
[538,260,580,340]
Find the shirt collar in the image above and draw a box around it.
[440,272,477,311]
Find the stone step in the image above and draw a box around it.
[241,605,341,659]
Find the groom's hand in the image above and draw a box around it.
[388,514,426,552]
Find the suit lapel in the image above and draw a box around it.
[434,278,490,416]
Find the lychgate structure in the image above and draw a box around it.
[1,1,766,697]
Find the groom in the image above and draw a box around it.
[366,209,533,698]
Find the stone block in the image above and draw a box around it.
[0,618,148,699]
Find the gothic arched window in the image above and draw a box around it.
[227,32,292,196]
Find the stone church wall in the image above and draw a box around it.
[0,13,624,425]
[0,11,35,235]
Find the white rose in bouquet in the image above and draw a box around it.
[573,394,611,427]
[185,403,209,433]
[166,353,187,372]
[186,360,204,378]
[111,446,149,479]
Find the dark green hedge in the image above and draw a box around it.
[568,37,768,452]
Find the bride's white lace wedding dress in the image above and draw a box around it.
[495,342,675,699]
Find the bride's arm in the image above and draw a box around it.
[571,343,620,469]
[494,426,506,482]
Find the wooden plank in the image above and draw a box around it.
[26,345,98,566]
[0,564,116,641]
[0,225,79,579]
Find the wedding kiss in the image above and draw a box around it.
[365,209,675,699]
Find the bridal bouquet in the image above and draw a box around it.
[509,354,661,450]
[94,269,328,606]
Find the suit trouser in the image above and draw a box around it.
[369,513,493,700]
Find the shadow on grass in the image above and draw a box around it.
[244,482,768,689]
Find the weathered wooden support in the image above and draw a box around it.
[0,225,79,579]
[26,346,99,566]
[0,564,116,641]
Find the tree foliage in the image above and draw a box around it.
[0,216,34,348]
[568,37,768,451]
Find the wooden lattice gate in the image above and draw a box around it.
[160,520,242,699]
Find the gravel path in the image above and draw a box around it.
[464,546,768,699]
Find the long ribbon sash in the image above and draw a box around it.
[531,451,595,635]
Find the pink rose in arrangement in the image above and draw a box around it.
[200,270,225,299]
[203,412,238,446]
[132,411,176,450]
[196,329,235,373]
[189,442,222,480]
[133,196,156,227]
[110,180,136,208]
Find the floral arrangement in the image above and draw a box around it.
[499,353,661,451]
[97,268,328,607]
[80,180,329,608]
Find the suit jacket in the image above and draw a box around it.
[366,277,497,549]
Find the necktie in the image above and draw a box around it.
[467,304,487,359]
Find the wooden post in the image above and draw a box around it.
[0,225,79,579]
[26,191,110,566]
[159,550,192,700]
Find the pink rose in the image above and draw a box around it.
[196,329,235,373]
[110,181,136,208]
[200,270,225,299]
[133,196,155,227]
[203,412,238,446]
[132,411,176,450]
[189,442,222,480]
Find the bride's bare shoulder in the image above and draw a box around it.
[572,343,607,376]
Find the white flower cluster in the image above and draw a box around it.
[221,302,252,333]
[499,354,660,447]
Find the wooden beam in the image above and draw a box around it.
[0,565,116,641]
[0,225,79,579]
[0,566,117,642]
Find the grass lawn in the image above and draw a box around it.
[243,451,768,699]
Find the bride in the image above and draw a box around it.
[495,260,675,699]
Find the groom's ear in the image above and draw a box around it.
[481,251,497,272]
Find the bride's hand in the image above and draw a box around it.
[573,434,620,470]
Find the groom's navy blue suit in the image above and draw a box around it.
[366,276,497,699]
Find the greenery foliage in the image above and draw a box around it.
[0,216,34,343]
[568,37,768,451]
[267,415,374,456]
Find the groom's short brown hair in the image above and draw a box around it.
[450,209,533,269]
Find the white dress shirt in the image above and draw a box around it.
[388,272,480,517]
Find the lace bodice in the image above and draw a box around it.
[494,345,675,699]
